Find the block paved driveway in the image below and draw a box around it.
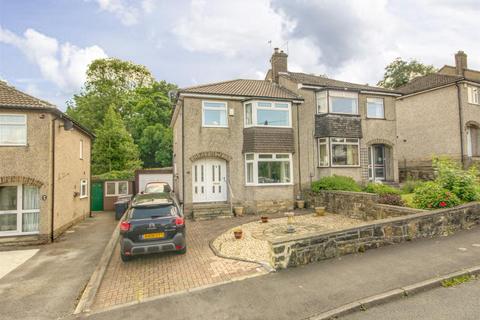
[92,212,303,311]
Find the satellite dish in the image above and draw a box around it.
[63,119,74,131]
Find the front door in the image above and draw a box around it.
[192,159,227,203]
[368,145,386,181]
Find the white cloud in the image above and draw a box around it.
[0,26,107,93]
[94,0,155,26]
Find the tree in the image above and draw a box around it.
[66,58,155,131]
[92,105,142,174]
[138,124,173,168]
[378,58,437,89]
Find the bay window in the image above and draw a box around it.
[244,101,291,127]
[468,86,479,105]
[316,91,328,113]
[315,90,359,115]
[331,138,360,166]
[0,114,27,146]
[318,138,329,167]
[367,98,385,119]
[0,184,40,235]
[245,153,292,185]
[202,101,228,127]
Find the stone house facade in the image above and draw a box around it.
[172,49,400,217]
[396,51,480,179]
[0,81,93,245]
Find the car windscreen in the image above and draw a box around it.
[145,184,170,193]
[131,205,176,219]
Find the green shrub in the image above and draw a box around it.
[412,181,461,209]
[433,158,479,202]
[401,178,424,194]
[364,183,401,196]
[401,193,415,208]
[311,175,362,192]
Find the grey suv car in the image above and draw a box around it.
[119,192,186,262]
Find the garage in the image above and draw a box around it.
[135,167,173,193]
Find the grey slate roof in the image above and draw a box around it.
[180,79,302,100]
[282,72,399,94]
[397,73,463,95]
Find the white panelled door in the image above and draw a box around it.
[192,159,227,203]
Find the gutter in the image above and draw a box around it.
[456,82,465,167]
[296,103,302,195]
[181,100,185,209]
[50,117,57,242]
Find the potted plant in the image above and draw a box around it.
[234,206,244,216]
[295,195,305,209]
[315,206,326,216]
[233,227,243,239]
[261,216,269,223]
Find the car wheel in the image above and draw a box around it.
[178,246,187,254]
[121,253,133,262]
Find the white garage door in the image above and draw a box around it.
[138,173,173,193]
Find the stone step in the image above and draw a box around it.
[192,203,233,220]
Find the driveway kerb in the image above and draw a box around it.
[74,217,123,314]
[306,265,480,320]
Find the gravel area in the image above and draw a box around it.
[212,213,366,266]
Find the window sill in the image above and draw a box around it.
[365,117,386,120]
[79,196,88,199]
[331,165,361,168]
[0,231,39,237]
[202,125,229,128]
[244,125,292,129]
[0,144,28,147]
[245,183,293,187]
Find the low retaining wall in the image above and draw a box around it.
[271,202,480,269]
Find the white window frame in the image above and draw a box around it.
[330,137,360,167]
[467,86,480,105]
[244,100,292,128]
[244,153,293,186]
[202,101,228,128]
[105,181,129,197]
[316,91,328,114]
[0,184,39,236]
[366,98,385,119]
[329,90,359,115]
[80,179,88,199]
[0,114,27,146]
[317,138,330,167]
[79,140,84,160]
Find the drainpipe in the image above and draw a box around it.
[50,117,57,242]
[456,82,465,168]
[296,103,302,195]
[181,100,185,210]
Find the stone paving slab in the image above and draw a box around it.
[91,212,305,311]
[0,249,39,279]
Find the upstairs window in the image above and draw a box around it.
[366,98,385,119]
[79,140,84,159]
[244,101,291,127]
[316,91,328,114]
[330,91,358,114]
[202,101,228,127]
[0,114,27,146]
[468,86,479,105]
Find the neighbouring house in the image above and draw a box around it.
[171,49,400,218]
[0,81,94,245]
[396,51,480,179]
[91,178,134,212]
[267,49,401,185]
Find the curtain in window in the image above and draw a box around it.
[22,186,39,232]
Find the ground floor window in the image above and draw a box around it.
[105,181,129,197]
[245,153,292,185]
[0,184,40,235]
[318,138,360,167]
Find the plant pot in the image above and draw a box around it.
[233,230,243,239]
[315,206,325,216]
[296,200,305,209]
[234,206,244,216]
[261,216,268,223]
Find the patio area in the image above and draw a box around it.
[212,212,367,267]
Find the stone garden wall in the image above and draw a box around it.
[271,202,480,269]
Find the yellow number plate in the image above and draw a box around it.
[142,232,165,239]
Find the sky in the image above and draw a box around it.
[1,0,479,109]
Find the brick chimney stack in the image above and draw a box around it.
[270,48,288,83]
[455,50,468,76]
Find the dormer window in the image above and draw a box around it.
[244,101,291,128]
[316,90,359,115]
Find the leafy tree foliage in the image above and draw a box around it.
[67,58,177,170]
[377,58,437,89]
[92,105,142,174]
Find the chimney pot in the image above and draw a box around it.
[274,47,279,53]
